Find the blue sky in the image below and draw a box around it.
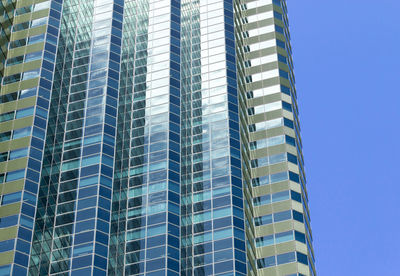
[288,0,400,275]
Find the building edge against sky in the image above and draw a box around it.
[0,0,316,275]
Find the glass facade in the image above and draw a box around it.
[0,0,316,275]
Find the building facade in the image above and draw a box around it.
[0,0,316,275]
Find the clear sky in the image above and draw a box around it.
[287,0,400,275]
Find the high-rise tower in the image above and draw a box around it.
[0,0,316,275]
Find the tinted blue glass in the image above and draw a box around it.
[0,239,14,252]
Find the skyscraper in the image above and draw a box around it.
[0,0,316,275]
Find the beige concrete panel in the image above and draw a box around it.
[275,32,286,42]
[7,42,43,58]
[244,21,257,32]
[258,266,278,276]
[255,224,274,237]
[250,113,266,123]
[268,146,289,158]
[270,181,290,194]
[10,29,29,42]
[0,136,30,153]
[258,4,274,13]
[25,41,46,55]
[270,200,291,213]
[288,163,299,175]
[0,101,17,113]
[295,241,308,255]
[19,78,40,91]
[10,136,31,150]
[0,251,14,266]
[275,241,296,255]
[14,116,34,130]
[1,157,28,173]
[252,167,270,179]
[262,93,283,104]
[284,127,296,138]
[31,9,50,20]
[257,19,275,29]
[0,82,20,95]
[258,47,278,59]
[28,25,48,37]
[250,131,266,142]
[262,127,285,141]
[254,224,275,237]
[248,92,282,107]
[23,60,42,72]
[246,79,263,91]
[257,221,292,237]
[277,61,289,72]
[282,109,294,121]
[3,63,23,77]
[247,79,263,91]
[254,204,272,217]
[257,32,277,44]
[298,263,311,275]
[292,201,303,213]
[272,2,284,13]
[246,46,276,61]
[2,180,25,195]
[247,77,281,92]
[26,42,44,56]
[0,157,28,173]
[258,223,293,239]
[274,18,284,29]
[273,220,294,234]
[293,221,305,233]
[244,4,273,17]
[17,96,37,110]
[0,120,13,133]
[0,141,11,153]
[243,8,256,17]
[256,244,275,258]
[0,226,18,241]
[244,18,274,32]
[245,32,275,46]
[289,181,301,194]
[251,146,286,160]
[255,163,287,177]
[253,184,272,198]
[276,263,300,276]
[277,46,287,57]
[0,202,21,218]
[261,76,281,88]
[0,163,6,173]
[249,96,265,107]
[260,61,279,74]
[14,13,33,25]
[7,46,26,58]
[246,61,278,76]
[254,142,286,156]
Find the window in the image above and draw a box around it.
[13,127,32,139]
[9,148,28,160]
[1,192,22,206]
[0,152,7,162]
[0,111,14,123]
[257,251,305,269]
[253,190,290,207]
[15,107,34,119]
[254,209,304,226]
